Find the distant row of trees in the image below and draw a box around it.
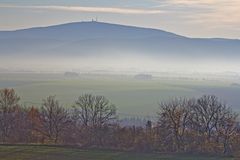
[0,88,239,156]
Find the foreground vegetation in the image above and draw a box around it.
[0,145,234,160]
[0,88,240,158]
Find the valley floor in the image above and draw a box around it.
[1,73,240,117]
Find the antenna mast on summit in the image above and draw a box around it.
[91,17,98,22]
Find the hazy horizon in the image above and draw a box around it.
[0,0,240,39]
[0,21,239,74]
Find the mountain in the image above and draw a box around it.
[0,21,239,72]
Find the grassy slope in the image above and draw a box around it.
[0,145,234,160]
[15,79,197,115]
[16,80,236,115]
[0,73,236,115]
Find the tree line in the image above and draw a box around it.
[0,88,239,156]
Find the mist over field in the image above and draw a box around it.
[1,54,240,74]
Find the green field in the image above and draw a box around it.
[0,145,234,160]
[0,73,239,116]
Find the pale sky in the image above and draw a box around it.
[0,0,240,38]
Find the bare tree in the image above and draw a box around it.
[187,95,239,154]
[191,95,222,142]
[215,106,238,155]
[0,88,20,142]
[74,94,116,127]
[158,98,194,152]
[38,96,71,144]
[73,94,117,146]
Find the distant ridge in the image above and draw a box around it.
[0,21,239,72]
[0,21,185,41]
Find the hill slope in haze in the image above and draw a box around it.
[0,21,239,72]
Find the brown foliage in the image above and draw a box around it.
[0,89,239,156]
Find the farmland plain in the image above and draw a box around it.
[0,73,239,116]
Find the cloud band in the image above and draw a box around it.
[0,5,162,14]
